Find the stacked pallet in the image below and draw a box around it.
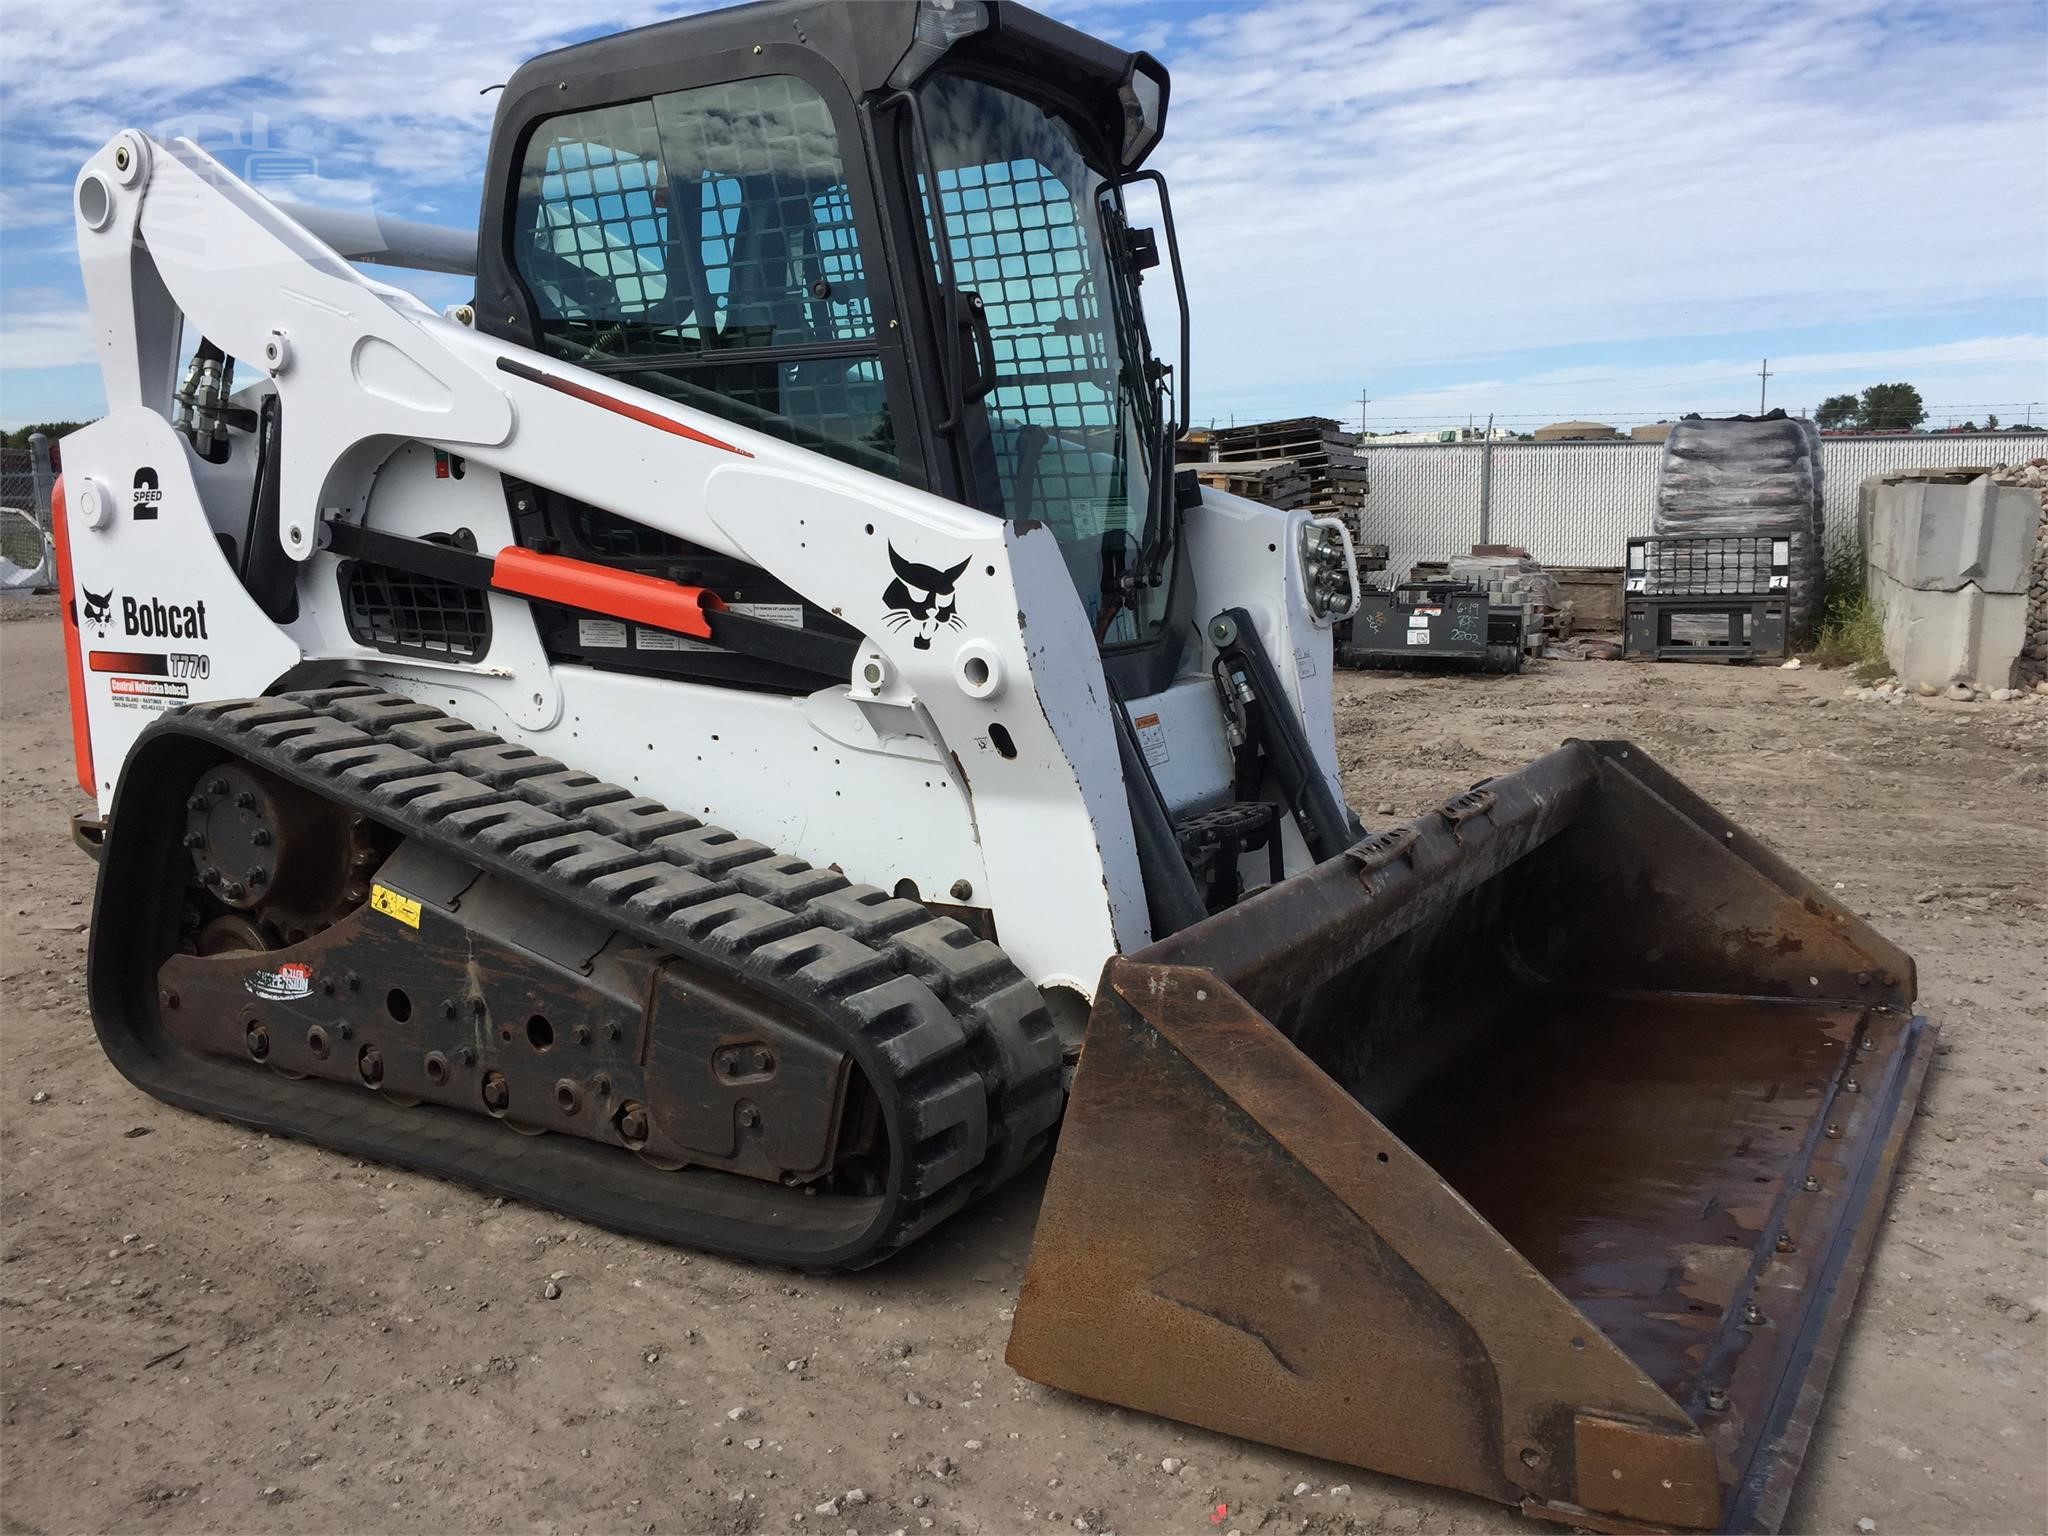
[1192,417,1370,521]
[1190,457,1310,510]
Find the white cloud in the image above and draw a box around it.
[0,289,95,369]
[1,0,2042,433]
[1082,0,2048,422]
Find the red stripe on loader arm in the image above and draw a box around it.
[491,547,724,640]
[50,477,96,797]
[496,357,754,458]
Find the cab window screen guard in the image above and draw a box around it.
[512,77,899,471]
[917,73,1166,648]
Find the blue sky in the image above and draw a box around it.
[2,0,2044,434]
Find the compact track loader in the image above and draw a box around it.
[57,3,1930,1528]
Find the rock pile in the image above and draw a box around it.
[1994,458,2048,685]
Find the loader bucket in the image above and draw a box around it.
[1008,740,1932,1534]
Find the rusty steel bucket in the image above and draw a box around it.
[1007,740,1932,1534]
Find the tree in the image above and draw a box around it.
[1987,414,2000,430]
[1815,394,1860,430]
[3,421,87,449]
[1858,383,1926,433]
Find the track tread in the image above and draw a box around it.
[119,687,1064,1266]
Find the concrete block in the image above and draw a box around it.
[1868,567,2029,688]
[1859,472,2041,593]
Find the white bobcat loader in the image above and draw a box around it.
[55,4,1930,1529]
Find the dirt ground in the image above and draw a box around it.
[2,605,2043,1536]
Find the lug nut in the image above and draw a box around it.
[440,999,459,1020]
[1705,1389,1729,1413]
[246,866,268,886]
[337,1021,354,1040]
[604,1022,622,1042]
[235,791,256,810]
[1844,1078,1861,1094]
[480,1071,510,1114]
[209,777,229,796]
[615,1101,650,1147]
[358,1043,384,1086]
[1802,1175,1821,1192]
[572,1023,592,1046]
[158,987,179,1010]
[1824,1122,1843,1138]
[458,1045,477,1067]
[1742,1303,1765,1326]
[1859,1037,1877,1052]
[246,1022,270,1059]
[182,831,204,849]
[186,795,208,812]
[737,1104,761,1130]
[593,1073,612,1099]
[251,828,271,847]
[1775,1232,1797,1254]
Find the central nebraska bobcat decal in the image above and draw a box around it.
[882,545,969,650]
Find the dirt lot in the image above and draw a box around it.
[3,606,2043,1536]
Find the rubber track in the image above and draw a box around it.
[111,684,1064,1266]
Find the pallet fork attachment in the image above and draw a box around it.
[1009,740,1932,1533]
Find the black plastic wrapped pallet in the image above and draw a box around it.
[1654,413,1824,646]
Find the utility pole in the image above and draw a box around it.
[1757,358,1772,414]
[1359,386,1370,439]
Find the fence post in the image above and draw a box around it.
[1476,416,1496,547]
[28,432,54,533]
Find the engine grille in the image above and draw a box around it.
[340,559,491,662]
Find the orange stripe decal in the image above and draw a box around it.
[50,477,96,797]
[491,547,724,640]
[496,357,754,458]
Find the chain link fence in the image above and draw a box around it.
[1356,432,2048,587]
[0,434,58,590]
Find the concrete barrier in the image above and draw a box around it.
[1860,470,2042,687]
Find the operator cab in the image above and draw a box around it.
[474,0,1190,691]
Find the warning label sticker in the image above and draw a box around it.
[727,602,803,629]
[370,884,422,929]
[1132,711,1170,768]
[1406,629,1431,646]
[636,626,714,653]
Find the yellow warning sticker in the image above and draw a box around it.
[370,884,421,929]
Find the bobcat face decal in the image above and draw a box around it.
[882,545,969,650]
[80,586,113,637]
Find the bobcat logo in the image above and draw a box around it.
[80,586,113,637]
[882,545,968,650]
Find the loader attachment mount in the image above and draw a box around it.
[1009,740,1932,1534]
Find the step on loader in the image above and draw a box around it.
[54,3,1928,1529]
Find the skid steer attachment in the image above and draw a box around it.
[1009,740,1931,1534]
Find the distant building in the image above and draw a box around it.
[1533,420,1622,441]
[1629,422,1674,442]
[1365,426,1511,444]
